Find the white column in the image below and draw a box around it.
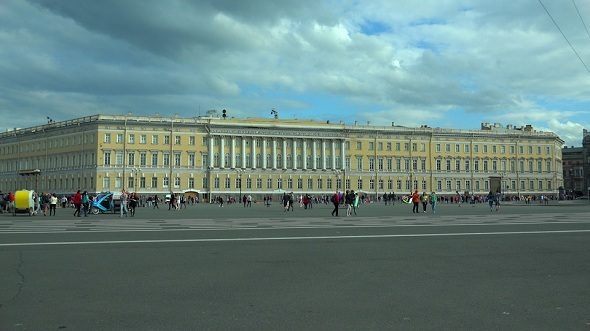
[220,136,225,168]
[331,140,336,170]
[209,135,214,168]
[231,136,236,169]
[302,140,307,170]
[251,137,256,169]
[272,138,277,169]
[262,138,267,169]
[241,137,246,169]
[321,140,327,170]
[292,139,297,169]
[341,139,346,170]
[282,139,287,170]
[312,140,317,170]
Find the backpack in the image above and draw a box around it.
[330,195,335,203]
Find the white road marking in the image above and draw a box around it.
[1,229,589,247]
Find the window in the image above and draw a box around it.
[151,152,158,166]
[436,144,441,152]
[445,144,450,152]
[356,157,363,170]
[175,153,181,167]
[356,142,362,150]
[163,153,170,167]
[189,136,195,145]
[188,178,194,189]
[140,134,147,144]
[152,135,159,145]
[116,134,123,143]
[464,144,470,153]
[188,154,195,167]
[104,152,111,166]
[369,142,374,150]
[378,142,383,150]
[104,134,111,143]
[474,145,479,153]
[128,134,135,144]
[164,136,170,145]
[455,144,460,153]
[128,152,135,166]
[386,143,392,151]
[395,143,400,151]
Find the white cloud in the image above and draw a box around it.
[1,0,589,148]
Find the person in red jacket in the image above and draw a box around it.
[331,191,340,216]
[73,190,82,217]
[411,190,420,213]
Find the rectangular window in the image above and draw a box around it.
[140,134,147,144]
[164,136,170,145]
[152,135,159,145]
[189,136,195,145]
[151,177,158,189]
[104,133,111,143]
[104,152,111,166]
[128,134,135,144]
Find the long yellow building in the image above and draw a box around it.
[0,114,564,201]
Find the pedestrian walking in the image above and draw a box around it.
[331,191,340,216]
[73,190,82,217]
[412,190,420,213]
[430,192,437,213]
[421,192,429,213]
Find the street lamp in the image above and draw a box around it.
[333,169,341,191]
[408,171,414,192]
[236,169,245,199]
[499,172,506,195]
[131,167,141,193]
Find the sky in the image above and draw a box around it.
[1,0,590,147]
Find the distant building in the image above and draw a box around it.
[0,114,565,201]
[583,129,590,196]
[562,145,584,197]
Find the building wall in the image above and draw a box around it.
[0,115,565,200]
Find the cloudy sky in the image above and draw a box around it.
[2,0,590,146]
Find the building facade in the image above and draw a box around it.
[0,114,564,201]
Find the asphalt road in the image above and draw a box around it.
[1,201,589,330]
